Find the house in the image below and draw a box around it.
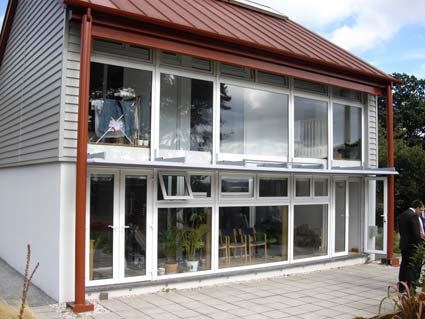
[0,0,398,313]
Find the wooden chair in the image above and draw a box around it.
[245,227,267,261]
[219,230,229,264]
[226,228,248,264]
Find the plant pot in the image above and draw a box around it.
[165,262,178,274]
[186,260,199,272]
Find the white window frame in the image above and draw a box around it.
[189,172,214,199]
[292,202,331,263]
[217,78,290,163]
[219,173,256,199]
[294,175,312,199]
[294,175,330,201]
[156,68,216,163]
[332,177,349,257]
[331,98,365,168]
[159,50,215,75]
[313,176,330,198]
[257,174,290,200]
[292,91,330,166]
[158,172,194,200]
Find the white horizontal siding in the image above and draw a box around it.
[0,0,65,167]
[367,94,378,168]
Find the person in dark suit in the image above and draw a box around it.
[398,200,425,292]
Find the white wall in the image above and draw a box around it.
[59,163,76,302]
[0,164,62,300]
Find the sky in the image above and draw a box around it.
[0,0,424,78]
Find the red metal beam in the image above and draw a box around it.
[66,9,94,313]
[91,24,385,96]
[384,83,398,266]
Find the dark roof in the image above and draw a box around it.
[62,0,397,84]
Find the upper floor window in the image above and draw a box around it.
[159,74,213,161]
[333,104,362,161]
[220,84,289,158]
[294,96,328,159]
[88,62,152,147]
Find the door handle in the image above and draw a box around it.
[108,225,116,229]
[123,225,130,229]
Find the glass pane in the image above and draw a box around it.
[314,179,328,197]
[190,176,211,198]
[221,177,254,195]
[333,104,362,160]
[220,84,288,157]
[124,176,147,277]
[159,74,213,153]
[219,206,288,268]
[367,180,385,251]
[161,175,189,197]
[89,63,152,147]
[89,175,114,280]
[296,178,310,197]
[259,178,288,197]
[294,205,328,259]
[158,208,212,275]
[294,96,328,159]
[335,181,346,253]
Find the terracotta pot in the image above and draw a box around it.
[165,262,178,274]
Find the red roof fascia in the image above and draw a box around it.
[0,0,18,68]
[63,0,399,85]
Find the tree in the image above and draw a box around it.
[378,73,425,215]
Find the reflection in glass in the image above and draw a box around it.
[220,84,288,157]
[294,96,328,159]
[314,179,328,197]
[161,175,189,197]
[190,176,211,197]
[333,104,361,160]
[89,63,152,147]
[221,177,254,195]
[335,181,346,253]
[158,208,211,274]
[367,180,385,251]
[159,74,213,153]
[219,206,288,268]
[294,205,328,259]
[89,175,114,280]
[296,178,310,197]
[259,178,288,197]
[124,176,147,277]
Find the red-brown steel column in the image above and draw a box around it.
[67,9,94,313]
[386,83,398,266]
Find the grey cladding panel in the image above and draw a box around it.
[367,94,378,168]
[0,0,65,167]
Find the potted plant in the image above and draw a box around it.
[162,227,179,274]
[180,211,209,272]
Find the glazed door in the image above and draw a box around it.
[364,177,388,254]
[87,171,152,286]
[118,172,152,282]
[87,172,120,285]
[333,178,348,256]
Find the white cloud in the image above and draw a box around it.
[255,0,425,54]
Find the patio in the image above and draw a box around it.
[27,263,398,319]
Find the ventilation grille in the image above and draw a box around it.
[161,51,212,72]
[294,78,328,95]
[333,87,362,102]
[93,39,151,60]
[257,71,289,87]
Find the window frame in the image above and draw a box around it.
[219,173,256,199]
[218,78,290,163]
[257,174,290,200]
[294,175,330,201]
[331,97,365,167]
[158,172,194,200]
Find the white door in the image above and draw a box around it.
[333,178,349,256]
[87,170,152,286]
[364,177,388,254]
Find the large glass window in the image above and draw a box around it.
[159,74,213,155]
[157,208,212,275]
[219,206,288,268]
[333,104,362,161]
[89,63,152,147]
[89,175,114,280]
[220,84,288,157]
[294,96,328,159]
[294,205,328,259]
